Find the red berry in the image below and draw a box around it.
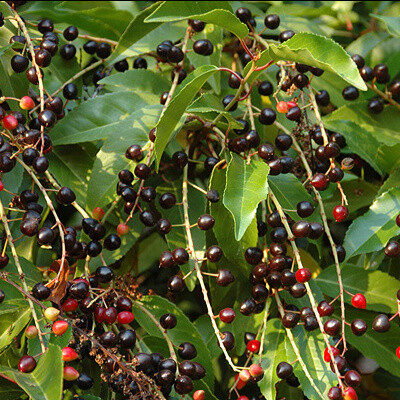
[63,366,79,381]
[94,306,106,323]
[62,346,79,362]
[276,101,288,113]
[249,363,264,377]
[93,206,105,220]
[219,308,236,323]
[247,339,261,353]
[286,101,297,109]
[235,373,247,389]
[351,293,366,309]
[103,307,118,324]
[193,390,205,400]
[311,173,329,190]
[0,181,3,191]
[18,355,36,373]
[117,311,135,325]
[239,369,251,382]
[396,346,400,359]
[52,320,69,336]
[324,345,340,362]
[333,205,349,222]
[295,268,311,283]
[343,387,358,400]
[2,114,18,130]
[25,325,38,339]
[62,298,79,313]
[19,96,35,110]
[238,397,249,400]
[117,223,129,236]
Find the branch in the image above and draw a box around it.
[366,82,400,112]
[0,199,46,353]
[182,145,239,372]
[269,190,344,388]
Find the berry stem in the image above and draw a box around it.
[0,199,46,353]
[132,300,177,362]
[182,144,239,372]
[269,190,344,389]
[15,158,67,282]
[366,82,400,112]
[274,290,327,397]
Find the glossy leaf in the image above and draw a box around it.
[51,91,160,146]
[0,344,63,400]
[343,187,400,258]
[267,33,367,90]
[223,154,269,240]
[145,1,249,39]
[154,65,219,168]
[315,264,400,313]
[209,166,257,271]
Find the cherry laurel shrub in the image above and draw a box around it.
[0,1,399,399]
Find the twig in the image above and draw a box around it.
[0,199,46,353]
[182,144,239,372]
[15,158,67,282]
[366,82,400,111]
[269,190,344,388]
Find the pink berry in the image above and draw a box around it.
[343,386,358,400]
[249,363,264,377]
[239,369,251,382]
[62,346,79,362]
[286,101,297,109]
[276,101,288,113]
[63,366,79,381]
[193,390,205,400]
[52,320,69,336]
[117,223,129,236]
[93,206,105,220]
[19,96,35,110]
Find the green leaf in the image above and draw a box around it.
[0,344,63,400]
[343,187,400,259]
[371,14,400,37]
[145,1,248,39]
[154,65,219,168]
[21,2,131,40]
[286,327,336,400]
[106,2,164,65]
[187,25,223,94]
[267,32,367,90]
[339,308,400,377]
[99,69,170,93]
[48,145,95,206]
[132,295,215,391]
[223,154,269,240]
[209,166,257,272]
[315,264,400,313]
[50,91,161,146]
[269,174,316,222]
[259,319,287,400]
[85,114,157,209]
